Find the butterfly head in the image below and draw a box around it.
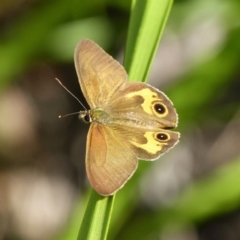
[79,110,92,123]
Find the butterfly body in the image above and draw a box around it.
[74,39,180,196]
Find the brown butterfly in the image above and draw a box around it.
[68,39,180,196]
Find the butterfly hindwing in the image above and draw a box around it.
[107,82,178,129]
[107,123,179,160]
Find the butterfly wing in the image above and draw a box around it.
[86,123,138,196]
[74,39,127,108]
[106,123,179,161]
[104,82,180,160]
[107,81,178,129]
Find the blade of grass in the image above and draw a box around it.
[77,190,115,240]
[110,0,174,238]
[125,0,173,82]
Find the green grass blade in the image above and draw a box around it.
[109,0,174,238]
[124,0,173,82]
[78,191,114,240]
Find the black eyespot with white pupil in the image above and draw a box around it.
[156,133,168,141]
[154,103,166,114]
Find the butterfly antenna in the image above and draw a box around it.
[55,78,86,110]
[58,111,80,118]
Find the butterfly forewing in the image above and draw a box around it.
[74,40,128,108]
[86,123,138,196]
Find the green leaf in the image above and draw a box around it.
[124,0,173,82]
[78,191,115,240]
[109,0,174,238]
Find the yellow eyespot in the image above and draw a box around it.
[152,101,168,117]
[155,132,170,142]
[154,103,166,114]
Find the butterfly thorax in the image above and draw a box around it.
[79,108,110,124]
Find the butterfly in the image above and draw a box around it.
[69,39,180,196]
